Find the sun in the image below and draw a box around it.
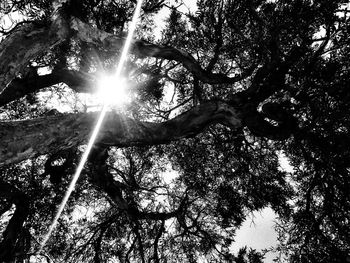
[96,74,129,106]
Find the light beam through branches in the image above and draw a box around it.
[38,0,143,252]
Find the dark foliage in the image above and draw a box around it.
[0,0,350,262]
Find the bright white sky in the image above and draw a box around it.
[230,153,294,263]
[231,207,278,262]
[229,156,293,263]
[153,0,198,39]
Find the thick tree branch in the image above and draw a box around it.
[0,99,297,166]
[0,4,71,95]
[0,69,95,106]
[0,15,253,105]
[70,18,256,84]
[0,101,241,165]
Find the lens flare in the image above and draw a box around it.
[97,75,129,105]
[38,0,143,252]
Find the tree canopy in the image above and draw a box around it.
[0,0,350,262]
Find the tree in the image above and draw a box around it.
[0,0,349,262]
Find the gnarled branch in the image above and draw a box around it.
[0,69,95,106]
[0,101,241,165]
[71,18,256,84]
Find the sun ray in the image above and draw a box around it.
[97,74,129,106]
[38,0,144,252]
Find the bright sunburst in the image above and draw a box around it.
[97,74,129,106]
[39,0,144,252]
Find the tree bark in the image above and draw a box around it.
[0,69,95,106]
[0,8,70,94]
[0,101,242,165]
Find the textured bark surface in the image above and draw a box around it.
[0,23,49,92]
[0,18,69,94]
[0,0,71,94]
[0,69,95,106]
[0,101,242,165]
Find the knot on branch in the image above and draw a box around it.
[44,149,75,186]
[243,102,297,140]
